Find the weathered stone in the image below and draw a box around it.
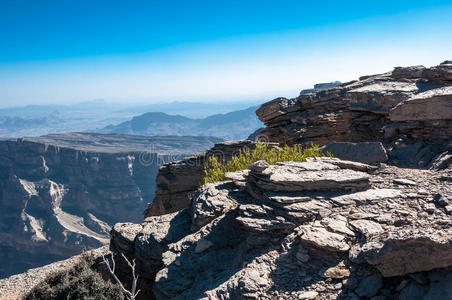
[251,161,371,193]
[321,216,355,237]
[190,182,240,232]
[300,81,341,95]
[390,87,452,121]
[322,262,350,279]
[309,157,378,172]
[355,274,383,297]
[255,61,452,168]
[393,178,417,185]
[391,65,425,79]
[255,97,300,123]
[110,223,142,254]
[298,291,319,299]
[330,189,401,205]
[322,142,388,164]
[236,210,296,233]
[249,160,270,173]
[195,238,213,253]
[430,151,452,170]
[349,220,384,239]
[445,205,452,215]
[298,225,349,252]
[351,229,452,277]
[424,269,452,300]
[225,170,249,182]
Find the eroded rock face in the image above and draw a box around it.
[254,61,452,168]
[110,158,452,299]
[0,133,218,278]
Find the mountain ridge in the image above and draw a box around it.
[99,106,262,140]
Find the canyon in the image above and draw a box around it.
[0,133,220,278]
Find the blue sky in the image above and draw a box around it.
[1,0,452,107]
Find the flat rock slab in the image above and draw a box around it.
[330,189,402,205]
[321,216,355,237]
[298,225,350,252]
[349,219,384,239]
[264,191,313,204]
[311,157,378,172]
[254,168,371,192]
[393,178,417,186]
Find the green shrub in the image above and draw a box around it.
[203,143,328,184]
[24,254,124,300]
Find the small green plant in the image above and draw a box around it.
[203,143,327,184]
[24,254,124,300]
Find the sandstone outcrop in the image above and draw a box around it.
[111,158,452,299]
[0,133,218,278]
[255,60,452,168]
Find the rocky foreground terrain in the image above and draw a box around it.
[108,61,451,299]
[112,157,451,299]
[0,133,220,278]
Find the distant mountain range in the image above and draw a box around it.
[98,106,262,140]
[0,101,263,140]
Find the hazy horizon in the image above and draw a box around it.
[1,1,452,107]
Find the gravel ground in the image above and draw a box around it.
[0,246,109,300]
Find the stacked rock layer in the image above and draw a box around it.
[112,158,452,299]
[255,61,452,168]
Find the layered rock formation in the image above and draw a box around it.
[145,140,262,217]
[0,133,220,278]
[255,61,452,168]
[109,61,452,299]
[112,158,452,299]
[147,61,452,219]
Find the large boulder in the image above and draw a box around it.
[350,229,452,277]
[322,142,388,164]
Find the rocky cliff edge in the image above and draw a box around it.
[111,61,452,299]
[255,60,452,168]
[112,157,452,299]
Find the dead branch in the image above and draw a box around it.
[102,253,141,300]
